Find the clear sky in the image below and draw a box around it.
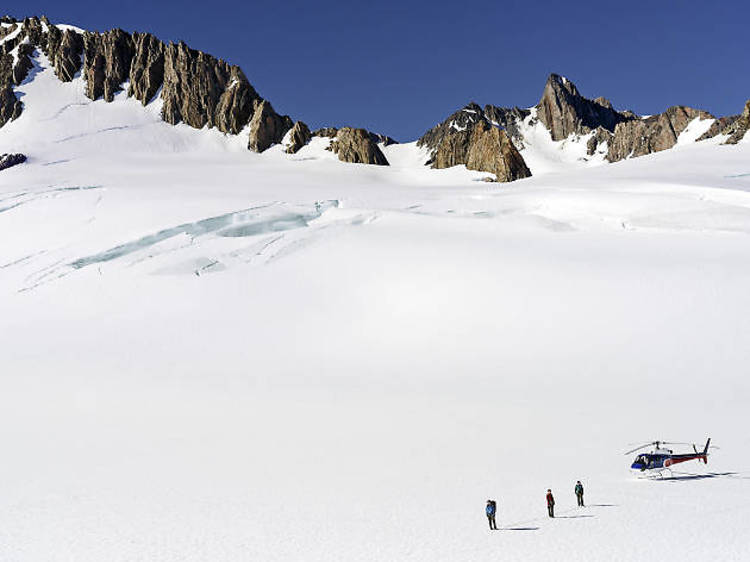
[8,0,750,141]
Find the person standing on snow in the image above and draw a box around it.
[575,481,584,507]
[486,499,498,530]
[546,489,555,518]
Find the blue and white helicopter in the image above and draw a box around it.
[626,439,712,477]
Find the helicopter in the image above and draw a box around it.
[626,439,712,477]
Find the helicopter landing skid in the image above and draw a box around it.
[639,468,673,480]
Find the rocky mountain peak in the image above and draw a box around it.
[546,73,580,97]
[536,73,633,141]
[723,99,750,145]
[417,103,531,182]
[0,16,406,163]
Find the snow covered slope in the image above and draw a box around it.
[1,38,750,562]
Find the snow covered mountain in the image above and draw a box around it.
[2,16,748,182]
[1,15,750,562]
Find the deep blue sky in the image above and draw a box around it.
[9,0,750,140]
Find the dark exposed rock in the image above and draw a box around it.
[45,26,83,82]
[585,127,613,156]
[536,74,633,141]
[13,42,34,84]
[369,132,398,146]
[420,102,529,153]
[329,127,389,165]
[483,105,531,148]
[0,17,394,159]
[607,106,714,162]
[312,127,339,138]
[247,99,293,152]
[22,16,46,50]
[465,121,531,182]
[128,32,164,105]
[0,16,18,25]
[418,102,485,154]
[0,22,17,41]
[722,100,750,145]
[696,115,738,142]
[215,67,260,135]
[312,126,395,148]
[0,152,26,170]
[82,29,134,101]
[0,18,269,139]
[418,103,531,181]
[0,84,22,125]
[0,52,22,126]
[1,23,23,55]
[285,120,311,154]
[162,41,261,134]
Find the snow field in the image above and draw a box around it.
[1,46,750,561]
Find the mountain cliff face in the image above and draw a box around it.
[417,103,532,182]
[0,16,394,165]
[536,74,633,141]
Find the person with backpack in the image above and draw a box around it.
[546,489,555,517]
[574,481,584,507]
[486,499,498,530]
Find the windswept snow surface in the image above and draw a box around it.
[1,52,750,562]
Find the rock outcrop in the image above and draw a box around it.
[162,41,260,134]
[536,74,633,141]
[127,33,164,105]
[13,43,34,84]
[0,18,306,154]
[0,152,26,170]
[0,22,17,42]
[82,29,134,101]
[328,127,389,165]
[0,52,22,126]
[606,106,714,161]
[248,99,293,152]
[7,16,746,179]
[418,103,531,182]
[285,121,311,154]
[45,26,83,82]
[312,127,339,138]
[696,115,738,142]
[722,100,750,145]
[465,121,531,182]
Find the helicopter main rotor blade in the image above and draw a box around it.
[624,443,653,455]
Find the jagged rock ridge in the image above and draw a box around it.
[417,103,532,182]
[722,100,750,145]
[2,16,748,180]
[420,73,748,180]
[536,74,634,141]
[0,15,395,164]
